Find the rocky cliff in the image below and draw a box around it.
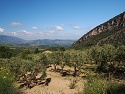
[74,12,125,45]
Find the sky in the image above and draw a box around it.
[0,0,125,40]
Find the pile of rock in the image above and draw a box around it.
[18,72,51,89]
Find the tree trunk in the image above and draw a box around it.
[54,64,57,71]
[73,66,77,77]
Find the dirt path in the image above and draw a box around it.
[20,68,85,94]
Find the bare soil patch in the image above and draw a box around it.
[19,67,85,94]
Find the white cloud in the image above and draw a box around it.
[11,32,17,35]
[73,26,81,29]
[49,31,56,33]
[0,28,4,33]
[54,26,64,31]
[68,23,81,29]
[10,22,22,26]
[20,30,33,36]
[32,26,38,30]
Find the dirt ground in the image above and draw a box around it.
[19,67,85,94]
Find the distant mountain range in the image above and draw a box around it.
[18,39,75,47]
[0,35,75,47]
[0,35,24,44]
[72,11,125,49]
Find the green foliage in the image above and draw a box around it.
[0,67,17,94]
[68,50,85,76]
[99,27,125,45]
[87,44,123,72]
[46,46,65,51]
[0,52,49,80]
[40,53,49,66]
[0,46,12,58]
[20,49,32,59]
[61,51,70,70]
[39,53,50,79]
[115,45,125,64]
[106,82,125,94]
[84,76,106,94]
[33,48,39,54]
[8,57,35,74]
[84,76,125,94]
[49,51,63,71]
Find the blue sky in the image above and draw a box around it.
[0,0,125,40]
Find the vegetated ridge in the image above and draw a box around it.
[72,11,125,48]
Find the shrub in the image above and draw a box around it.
[84,76,125,94]
[106,82,125,94]
[0,67,17,94]
[84,76,106,94]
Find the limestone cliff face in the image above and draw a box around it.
[74,12,125,45]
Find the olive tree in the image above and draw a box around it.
[115,45,125,67]
[69,50,85,77]
[49,51,62,71]
[89,44,116,72]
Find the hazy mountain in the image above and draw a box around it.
[72,11,125,49]
[0,35,75,47]
[0,35,24,45]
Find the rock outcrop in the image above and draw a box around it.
[74,12,125,45]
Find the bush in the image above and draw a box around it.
[0,67,18,94]
[84,76,106,94]
[106,82,125,94]
[84,76,125,94]
[0,46,12,58]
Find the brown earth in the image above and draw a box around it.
[19,66,85,94]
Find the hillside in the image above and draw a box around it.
[72,11,125,49]
[0,35,24,45]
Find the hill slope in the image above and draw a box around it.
[72,11,125,49]
[0,35,24,45]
